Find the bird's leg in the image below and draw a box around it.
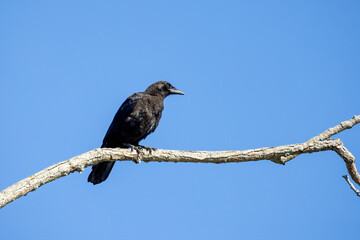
[123,143,142,164]
[135,145,156,154]
[123,143,156,154]
[123,143,141,154]
[123,143,156,163]
[123,143,155,164]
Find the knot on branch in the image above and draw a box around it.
[271,156,286,165]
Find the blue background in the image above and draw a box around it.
[1,1,360,239]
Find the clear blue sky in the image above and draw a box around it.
[1,1,360,239]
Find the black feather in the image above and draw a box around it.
[88,81,184,185]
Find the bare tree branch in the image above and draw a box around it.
[281,115,360,163]
[1,115,359,209]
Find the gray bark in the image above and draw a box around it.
[1,115,359,209]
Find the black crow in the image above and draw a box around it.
[88,81,184,185]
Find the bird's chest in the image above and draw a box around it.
[122,103,163,139]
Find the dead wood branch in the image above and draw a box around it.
[0,115,359,209]
[281,115,360,163]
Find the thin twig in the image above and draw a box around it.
[342,175,360,197]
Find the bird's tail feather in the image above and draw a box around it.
[88,161,115,185]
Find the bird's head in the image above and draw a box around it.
[145,81,184,98]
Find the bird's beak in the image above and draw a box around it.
[169,87,185,95]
